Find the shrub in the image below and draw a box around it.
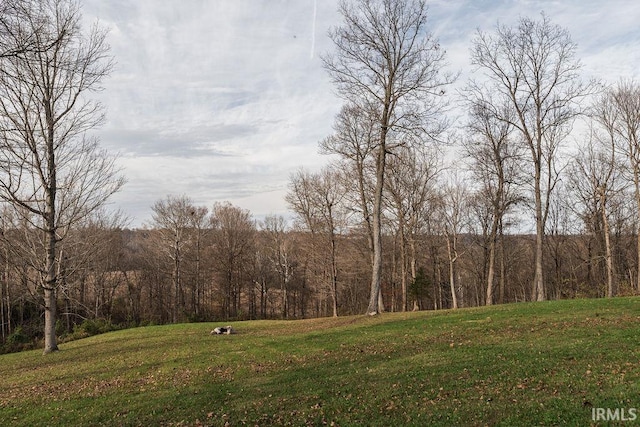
[73,318,118,338]
[6,326,30,345]
[1,326,36,353]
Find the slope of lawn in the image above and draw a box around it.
[1,297,639,426]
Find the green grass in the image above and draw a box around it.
[1,297,640,426]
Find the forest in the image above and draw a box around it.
[1,189,638,353]
[1,0,640,353]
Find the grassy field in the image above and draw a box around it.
[1,297,639,426]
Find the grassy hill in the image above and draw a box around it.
[1,297,639,426]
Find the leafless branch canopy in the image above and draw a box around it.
[0,0,120,234]
[323,0,454,139]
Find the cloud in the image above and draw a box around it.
[82,0,342,224]
[82,0,640,226]
[100,123,259,157]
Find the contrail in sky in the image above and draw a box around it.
[310,0,317,59]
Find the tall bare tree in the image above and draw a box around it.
[210,202,254,319]
[188,205,208,317]
[149,195,200,322]
[385,145,441,311]
[569,134,625,298]
[323,0,452,315]
[320,105,378,311]
[470,13,593,301]
[321,105,377,252]
[261,215,295,319]
[0,0,121,353]
[462,95,523,305]
[596,80,640,293]
[287,166,347,317]
[438,173,470,309]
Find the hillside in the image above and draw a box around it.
[1,297,639,426]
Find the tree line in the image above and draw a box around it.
[1,0,640,353]
[2,180,639,353]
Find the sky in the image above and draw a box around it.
[80,0,640,228]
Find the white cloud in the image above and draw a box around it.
[82,0,640,226]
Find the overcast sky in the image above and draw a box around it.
[81,0,640,227]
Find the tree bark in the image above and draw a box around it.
[486,231,497,306]
[598,187,615,297]
[43,212,58,354]
[446,234,459,309]
[330,232,339,317]
[367,137,387,315]
[532,155,546,302]
[398,209,408,312]
[499,221,506,304]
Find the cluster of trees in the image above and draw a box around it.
[308,0,639,317]
[3,174,640,352]
[1,0,640,354]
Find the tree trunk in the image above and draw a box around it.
[486,236,496,306]
[410,237,419,311]
[399,211,408,312]
[499,222,506,304]
[43,225,58,354]
[195,234,201,316]
[1,247,6,341]
[282,281,288,319]
[635,174,640,294]
[637,229,640,295]
[446,235,459,309]
[43,286,58,354]
[173,239,180,323]
[532,165,546,302]
[43,100,59,354]
[367,140,387,315]
[330,232,338,317]
[486,217,499,305]
[600,188,615,297]
[260,280,267,319]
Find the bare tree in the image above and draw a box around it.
[210,202,254,319]
[470,13,594,301]
[438,173,470,309]
[596,80,640,293]
[0,0,121,353]
[323,0,452,315]
[287,166,347,317]
[0,0,62,59]
[149,195,199,323]
[321,105,377,249]
[188,206,209,317]
[261,215,295,319]
[55,208,128,328]
[569,132,625,297]
[385,145,442,311]
[320,105,378,309]
[287,168,323,235]
[462,95,524,305]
